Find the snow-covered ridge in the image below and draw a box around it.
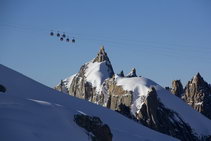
[54,47,211,140]
[63,74,77,88]
[0,64,178,141]
[115,75,211,137]
[84,60,113,93]
[59,47,114,95]
[116,76,158,115]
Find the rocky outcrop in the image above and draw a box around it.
[68,65,105,104]
[137,87,198,141]
[0,84,6,93]
[103,79,199,141]
[165,86,171,92]
[102,77,133,114]
[74,114,112,141]
[93,46,112,64]
[171,80,184,97]
[126,68,137,77]
[118,70,124,77]
[183,73,211,119]
[54,80,69,93]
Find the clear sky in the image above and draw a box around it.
[1,0,211,88]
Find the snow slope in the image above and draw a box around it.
[116,76,211,137]
[0,95,89,141]
[0,64,178,141]
[85,60,112,93]
[62,59,113,94]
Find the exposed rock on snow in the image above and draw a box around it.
[126,68,137,77]
[74,114,113,141]
[171,80,184,97]
[183,73,211,120]
[0,64,179,141]
[118,70,124,77]
[93,46,112,64]
[137,87,198,141]
[103,76,133,111]
[54,48,211,141]
[0,84,6,93]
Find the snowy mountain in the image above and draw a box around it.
[55,46,114,105]
[0,64,179,141]
[56,47,211,141]
[107,75,211,140]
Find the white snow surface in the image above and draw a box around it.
[84,60,112,93]
[55,74,76,93]
[195,102,203,106]
[116,76,211,137]
[63,74,76,88]
[0,64,178,141]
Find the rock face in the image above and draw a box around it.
[74,114,113,141]
[183,73,211,120]
[126,68,137,77]
[93,46,111,63]
[102,78,200,141]
[54,80,69,93]
[118,70,124,77]
[171,80,184,97]
[137,87,198,141]
[0,84,6,93]
[102,77,133,114]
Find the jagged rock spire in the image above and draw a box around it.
[138,87,159,127]
[126,68,137,77]
[118,70,124,77]
[192,72,204,85]
[93,46,114,78]
[183,72,211,119]
[171,80,183,97]
[93,46,111,63]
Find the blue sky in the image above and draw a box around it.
[1,0,211,87]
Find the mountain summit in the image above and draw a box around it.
[55,47,211,141]
[93,46,111,63]
[126,68,137,77]
[183,72,211,119]
[55,47,114,104]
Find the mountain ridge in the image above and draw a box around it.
[55,47,211,141]
[0,64,178,141]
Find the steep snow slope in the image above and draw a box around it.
[84,60,113,93]
[56,47,115,96]
[116,76,211,137]
[0,64,178,141]
[0,95,88,141]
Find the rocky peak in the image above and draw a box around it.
[126,68,137,77]
[56,46,114,104]
[192,72,204,85]
[93,46,111,63]
[171,80,183,97]
[137,87,198,141]
[138,87,159,127]
[183,73,211,119]
[186,72,210,94]
[118,70,124,77]
[74,114,113,141]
